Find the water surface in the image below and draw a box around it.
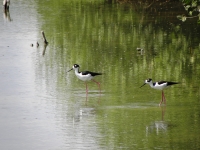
[0,0,200,149]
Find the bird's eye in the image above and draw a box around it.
[74,64,79,68]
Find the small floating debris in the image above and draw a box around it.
[36,42,39,47]
[136,47,143,51]
[136,47,145,55]
[30,44,33,47]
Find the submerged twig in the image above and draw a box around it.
[41,31,48,45]
[42,44,47,56]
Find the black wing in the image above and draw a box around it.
[166,81,179,86]
[82,71,102,76]
[157,81,167,85]
[157,81,178,86]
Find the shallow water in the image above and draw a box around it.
[0,0,200,149]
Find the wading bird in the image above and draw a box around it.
[67,64,102,95]
[140,78,178,106]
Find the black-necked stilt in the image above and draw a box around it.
[67,64,102,94]
[140,78,178,106]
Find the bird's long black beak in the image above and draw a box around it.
[67,68,73,72]
[140,83,146,88]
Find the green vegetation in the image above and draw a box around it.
[36,0,200,91]
[34,0,200,149]
[178,0,200,23]
[115,0,200,23]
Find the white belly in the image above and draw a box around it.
[75,72,93,81]
[152,83,168,90]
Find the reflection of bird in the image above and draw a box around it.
[3,8,11,21]
[67,64,102,94]
[3,0,10,10]
[146,121,169,136]
[146,107,171,136]
[140,78,178,106]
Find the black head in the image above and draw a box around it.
[140,78,152,88]
[67,64,80,72]
[146,78,152,83]
[73,64,80,69]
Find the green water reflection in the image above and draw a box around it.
[36,0,200,149]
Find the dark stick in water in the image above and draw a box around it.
[41,31,48,45]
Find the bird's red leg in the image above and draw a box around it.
[92,79,101,94]
[163,91,166,105]
[159,91,164,106]
[85,82,88,96]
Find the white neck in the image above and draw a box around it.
[74,67,79,73]
[74,68,80,78]
[148,81,154,88]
